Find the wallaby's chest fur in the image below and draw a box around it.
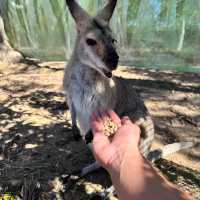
[64,63,117,134]
[64,62,149,133]
[64,61,154,157]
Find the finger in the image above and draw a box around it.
[95,110,102,122]
[91,110,105,124]
[98,109,108,122]
[90,112,97,122]
[121,117,141,133]
[121,117,141,136]
[106,110,121,127]
[90,111,101,128]
[92,131,110,154]
[91,120,104,133]
[121,116,132,125]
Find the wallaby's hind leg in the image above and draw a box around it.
[81,161,100,176]
[68,101,81,141]
[64,161,100,180]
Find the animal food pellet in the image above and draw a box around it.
[103,118,118,137]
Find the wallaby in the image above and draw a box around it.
[63,0,194,197]
[63,0,154,157]
[63,0,194,180]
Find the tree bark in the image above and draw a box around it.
[0,13,23,63]
[177,18,185,52]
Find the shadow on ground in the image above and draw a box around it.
[0,61,199,199]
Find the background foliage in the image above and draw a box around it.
[1,0,200,72]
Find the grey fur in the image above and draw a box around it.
[96,0,117,23]
[65,0,90,30]
[64,0,154,157]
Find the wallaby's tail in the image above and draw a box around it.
[147,142,194,163]
[137,115,155,157]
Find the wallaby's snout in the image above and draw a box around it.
[104,45,119,71]
[66,0,118,78]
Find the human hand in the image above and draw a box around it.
[90,110,141,174]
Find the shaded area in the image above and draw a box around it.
[0,61,199,199]
[156,159,200,200]
[0,88,111,199]
[128,78,199,94]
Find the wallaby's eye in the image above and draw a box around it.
[86,38,97,46]
[112,39,117,44]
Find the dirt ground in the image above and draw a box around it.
[0,60,199,200]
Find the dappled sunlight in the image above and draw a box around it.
[25,144,39,149]
[171,105,200,118]
[114,66,156,80]
[0,61,199,198]
[21,114,53,127]
[84,182,104,195]
[0,0,199,198]
[150,109,176,118]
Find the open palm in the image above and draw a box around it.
[90,110,141,171]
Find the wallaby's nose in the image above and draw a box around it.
[105,50,119,71]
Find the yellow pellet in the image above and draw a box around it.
[103,118,118,137]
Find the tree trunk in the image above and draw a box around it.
[177,18,185,51]
[0,14,23,63]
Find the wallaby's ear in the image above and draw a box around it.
[66,0,90,31]
[96,0,117,23]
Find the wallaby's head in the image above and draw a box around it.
[66,0,119,78]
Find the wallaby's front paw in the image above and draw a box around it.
[72,125,81,141]
[85,130,93,144]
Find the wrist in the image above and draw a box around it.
[107,145,142,177]
[108,148,145,200]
